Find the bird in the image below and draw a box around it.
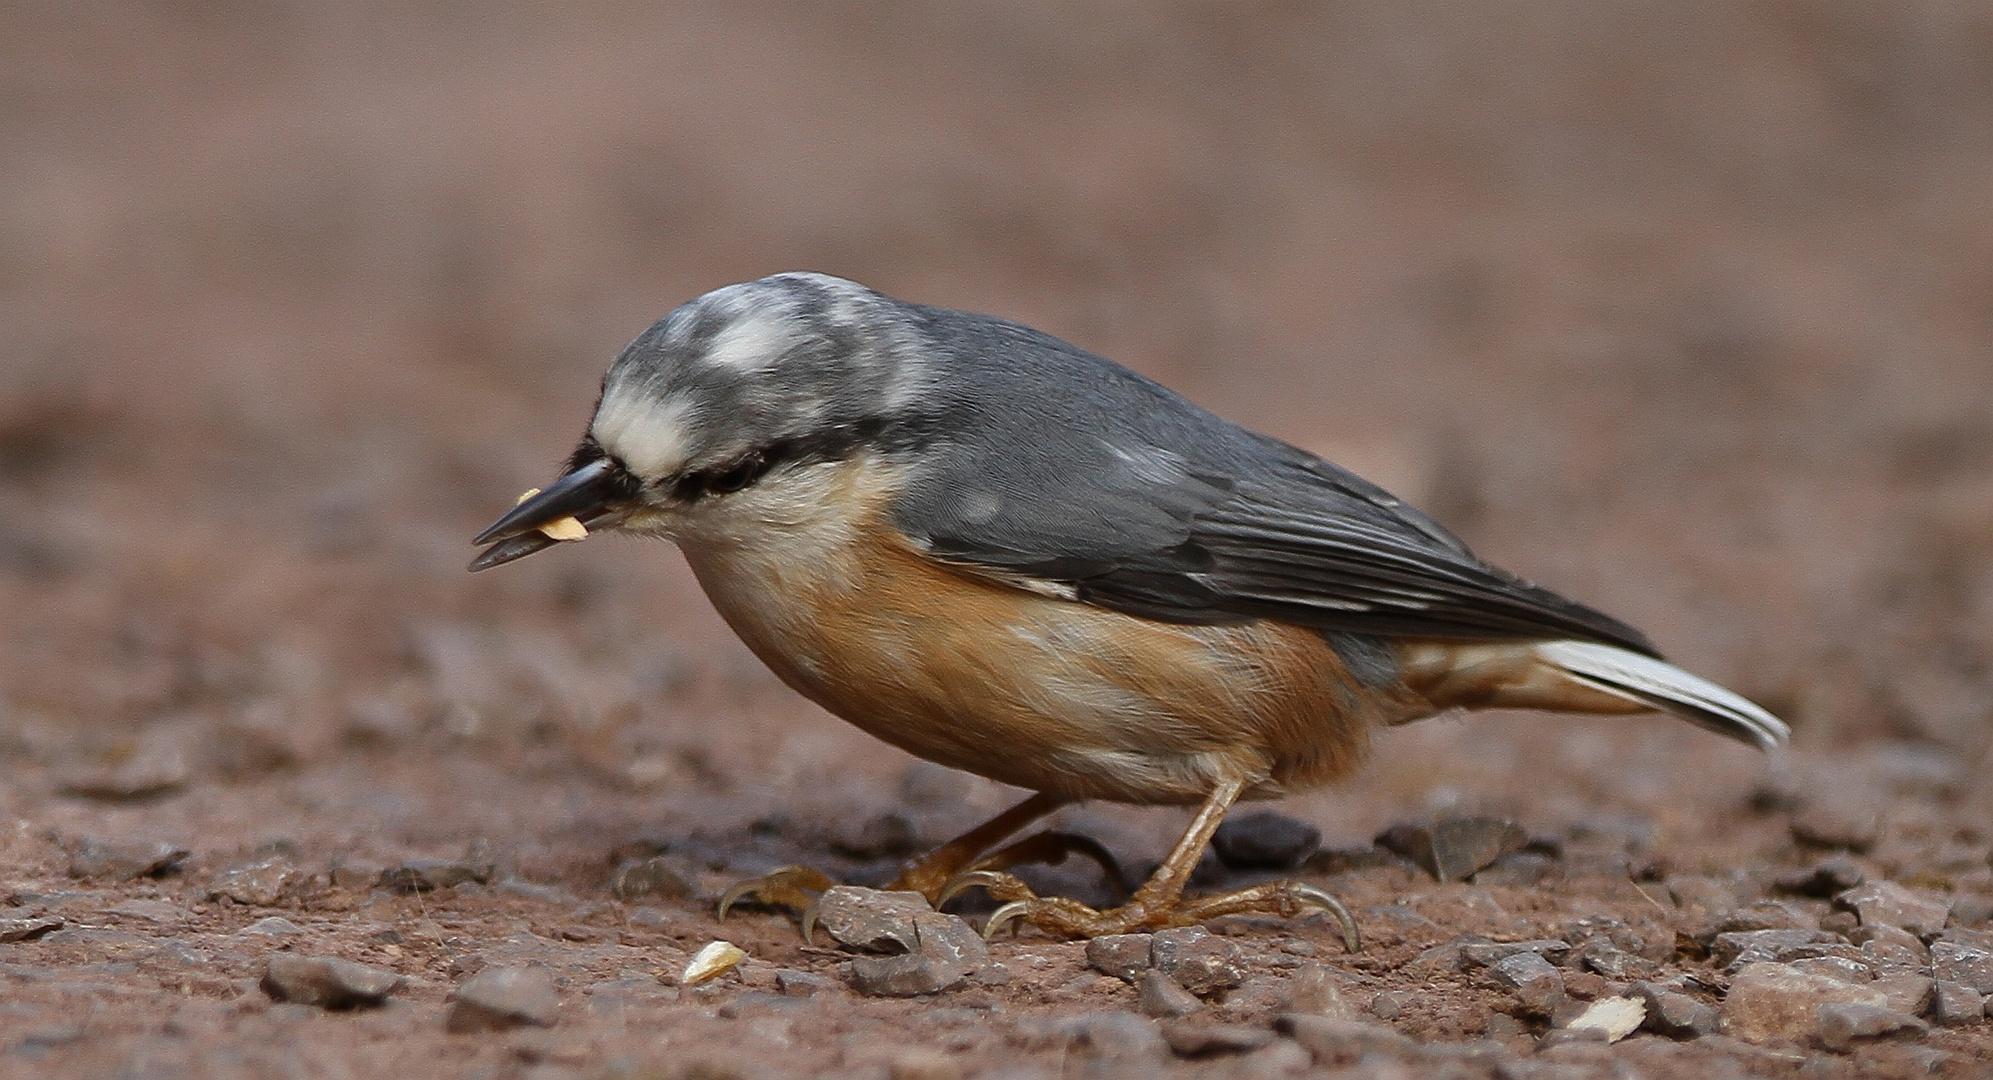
[470,271,1788,948]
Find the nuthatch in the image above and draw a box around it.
[472,272,1787,945]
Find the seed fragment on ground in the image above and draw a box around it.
[682,941,746,985]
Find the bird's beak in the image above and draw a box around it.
[468,459,631,572]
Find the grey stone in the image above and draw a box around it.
[1629,981,1718,1038]
[1135,969,1202,1017]
[1701,901,1816,937]
[242,916,303,937]
[1377,816,1527,882]
[0,916,63,942]
[1578,943,1656,980]
[814,886,931,952]
[1721,962,1888,1043]
[1816,1002,1926,1052]
[1869,973,1934,1016]
[1211,811,1320,870]
[1854,924,1929,971]
[1369,991,1408,1020]
[1277,963,1352,1018]
[1774,858,1864,898]
[66,837,187,880]
[839,905,987,997]
[1929,980,1986,1026]
[261,953,403,1009]
[1790,804,1880,852]
[609,857,692,901]
[379,859,494,894]
[1489,951,1564,1015]
[1150,926,1245,995]
[1458,939,1572,968]
[1085,933,1154,982]
[1159,1020,1274,1056]
[1834,881,1950,938]
[211,858,306,907]
[1711,929,1840,971]
[774,968,834,997]
[447,964,559,1031]
[1020,1011,1167,1058]
[1930,929,1993,993]
[1790,956,1870,984]
[843,952,964,997]
[1274,1014,1415,1065]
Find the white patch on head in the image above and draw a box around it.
[702,308,803,372]
[592,386,699,480]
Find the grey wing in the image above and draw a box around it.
[887,303,1659,656]
[912,451,1657,655]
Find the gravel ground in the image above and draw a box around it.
[3,4,1992,1078]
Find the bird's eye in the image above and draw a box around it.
[708,451,769,495]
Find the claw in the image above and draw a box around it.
[1293,882,1361,953]
[799,898,822,945]
[935,869,1033,909]
[982,899,1034,940]
[715,864,837,925]
[716,880,756,922]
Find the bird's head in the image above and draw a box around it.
[470,272,932,570]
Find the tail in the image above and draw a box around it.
[1397,639,1789,751]
[1533,640,1789,751]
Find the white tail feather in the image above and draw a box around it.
[1534,640,1789,751]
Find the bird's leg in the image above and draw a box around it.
[886,791,1070,898]
[966,775,1360,951]
[721,791,1106,933]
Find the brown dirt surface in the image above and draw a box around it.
[3,4,1992,1078]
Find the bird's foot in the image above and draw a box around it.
[716,864,841,938]
[715,829,1126,941]
[953,871,1360,951]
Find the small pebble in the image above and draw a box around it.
[242,917,303,937]
[1085,934,1154,982]
[1834,881,1950,938]
[210,858,306,907]
[0,916,64,943]
[1489,951,1564,1015]
[67,838,188,881]
[1929,980,1987,1026]
[774,968,834,997]
[262,954,403,1009]
[1136,969,1203,1017]
[448,965,560,1032]
[1773,857,1864,898]
[1930,929,1993,994]
[610,857,692,901]
[1628,981,1718,1039]
[1816,1002,1927,1052]
[1150,926,1244,995]
[1377,816,1527,882]
[1721,962,1889,1043]
[1275,1014,1415,1066]
[379,859,494,894]
[1210,811,1320,870]
[1158,1020,1273,1056]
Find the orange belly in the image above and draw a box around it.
[674,465,1429,804]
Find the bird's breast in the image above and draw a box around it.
[673,456,1418,803]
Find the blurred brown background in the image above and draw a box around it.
[3,1,1991,874]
